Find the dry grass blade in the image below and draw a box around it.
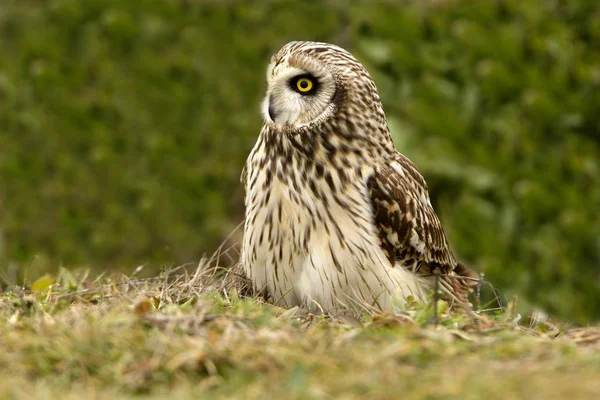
[1,240,599,399]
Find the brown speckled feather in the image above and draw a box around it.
[368,152,480,304]
[368,153,456,275]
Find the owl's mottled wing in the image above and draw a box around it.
[367,153,457,276]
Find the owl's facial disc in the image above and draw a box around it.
[262,59,337,127]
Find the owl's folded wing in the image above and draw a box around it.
[367,153,460,277]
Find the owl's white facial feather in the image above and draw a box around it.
[262,59,337,127]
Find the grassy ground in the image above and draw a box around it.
[1,263,599,399]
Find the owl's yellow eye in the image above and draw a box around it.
[296,77,313,93]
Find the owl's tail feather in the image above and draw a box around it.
[438,262,483,318]
[455,261,481,287]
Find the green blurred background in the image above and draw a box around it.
[0,0,598,322]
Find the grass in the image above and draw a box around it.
[1,262,599,399]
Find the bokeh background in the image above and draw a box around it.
[0,0,598,323]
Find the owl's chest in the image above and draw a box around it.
[243,150,386,298]
[244,155,374,256]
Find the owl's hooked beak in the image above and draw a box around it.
[267,95,277,122]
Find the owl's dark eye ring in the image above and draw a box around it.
[291,74,318,94]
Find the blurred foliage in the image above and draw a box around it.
[0,0,599,322]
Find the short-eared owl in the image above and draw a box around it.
[242,41,476,313]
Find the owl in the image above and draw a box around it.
[241,41,477,314]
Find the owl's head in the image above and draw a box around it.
[262,41,385,132]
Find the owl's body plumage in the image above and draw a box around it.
[242,41,474,313]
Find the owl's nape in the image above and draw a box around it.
[242,41,477,315]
